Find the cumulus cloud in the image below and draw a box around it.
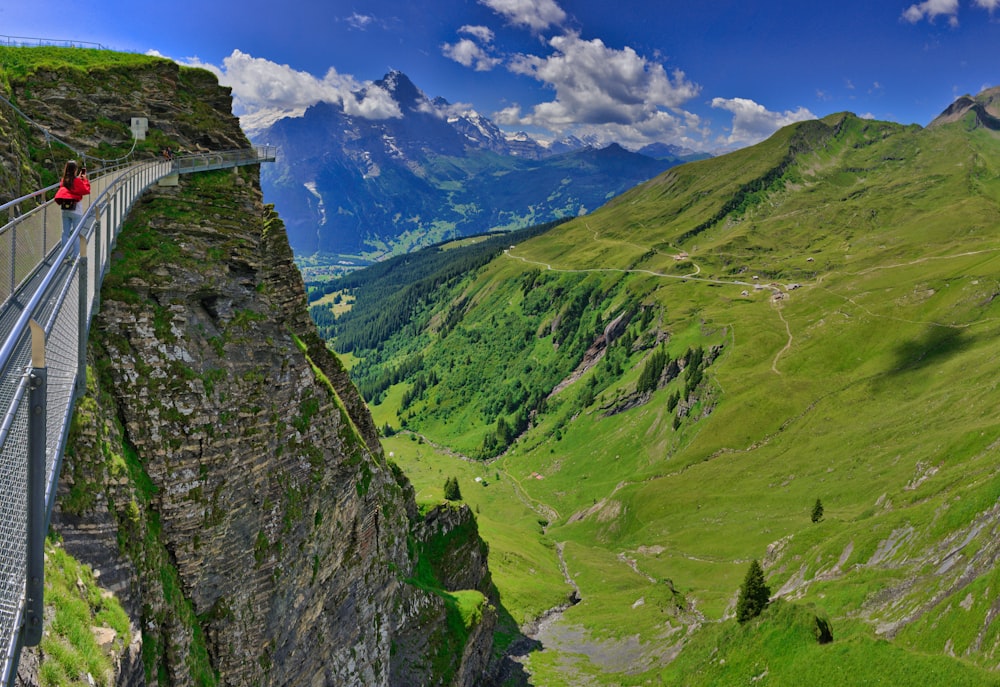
[902,0,999,23]
[493,105,527,127]
[711,97,815,147]
[479,0,566,31]
[901,0,960,25]
[567,109,710,151]
[186,50,401,123]
[504,33,699,134]
[442,25,502,71]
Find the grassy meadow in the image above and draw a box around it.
[344,111,1000,684]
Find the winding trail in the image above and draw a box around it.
[485,238,1000,675]
[500,458,560,525]
[771,302,793,375]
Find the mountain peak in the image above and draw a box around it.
[928,85,1000,131]
[374,70,425,111]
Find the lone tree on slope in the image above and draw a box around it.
[811,498,824,523]
[736,559,771,623]
[443,476,462,501]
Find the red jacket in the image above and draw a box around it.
[54,176,91,202]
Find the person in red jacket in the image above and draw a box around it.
[53,159,91,249]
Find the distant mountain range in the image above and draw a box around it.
[249,71,709,259]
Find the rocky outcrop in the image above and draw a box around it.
[15,58,247,154]
[5,50,494,686]
[393,503,498,687]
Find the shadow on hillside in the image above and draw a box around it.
[490,603,541,686]
[888,324,971,376]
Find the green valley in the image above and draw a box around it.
[311,96,1000,685]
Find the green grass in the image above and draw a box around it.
[0,46,165,80]
[661,602,999,687]
[39,541,131,687]
[383,435,569,623]
[346,113,1000,684]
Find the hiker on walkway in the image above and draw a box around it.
[54,159,91,248]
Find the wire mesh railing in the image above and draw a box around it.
[0,146,274,685]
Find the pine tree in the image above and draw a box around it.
[736,559,770,623]
[444,476,462,501]
[811,498,824,523]
[637,346,668,394]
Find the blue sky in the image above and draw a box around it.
[2,0,998,151]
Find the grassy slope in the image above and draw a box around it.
[360,112,1000,684]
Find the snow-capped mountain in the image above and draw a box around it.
[250,71,694,258]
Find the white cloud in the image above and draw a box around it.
[347,84,402,119]
[479,0,566,31]
[902,0,960,25]
[504,33,699,134]
[568,109,710,150]
[711,97,816,147]
[346,12,375,30]
[493,105,526,127]
[460,25,496,43]
[974,0,1000,10]
[443,25,502,71]
[184,50,401,123]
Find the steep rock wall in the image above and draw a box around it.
[3,52,495,686]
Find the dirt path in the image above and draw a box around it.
[771,301,793,375]
[498,456,560,524]
[504,249,747,288]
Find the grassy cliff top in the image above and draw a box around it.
[0,45,172,81]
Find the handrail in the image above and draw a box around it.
[0,160,133,214]
[0,159,160,380]
[0,35,107,50]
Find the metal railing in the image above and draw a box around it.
[0,146,274,685]
[0,35,108,50]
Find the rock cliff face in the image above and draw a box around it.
[3,52,495,686]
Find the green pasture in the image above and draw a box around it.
[382,434,569,625]
[353,114,1000,684]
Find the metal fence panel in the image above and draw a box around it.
[0,363,30,681]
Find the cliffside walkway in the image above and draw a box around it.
[0,146,275,684]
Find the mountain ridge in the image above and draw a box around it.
[250,70,704,259]
[928,85,1000,131]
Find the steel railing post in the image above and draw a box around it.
[24,321,46,648]
[76,234,88,401]
[96,200,104,280]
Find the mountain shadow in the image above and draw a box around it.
[489,604,541,686]
[889,324,971,375]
